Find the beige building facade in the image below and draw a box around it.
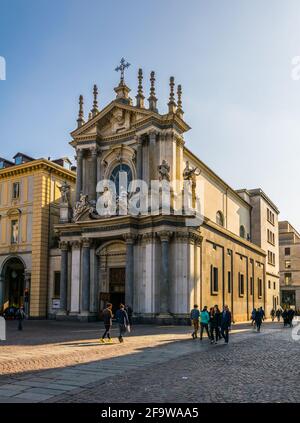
[49,64,277,323]
[0,154,75,317]
[237,189,280,315]
[279,221,300,309]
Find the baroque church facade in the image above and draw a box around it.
[49,60,278,323]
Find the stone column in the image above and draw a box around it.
[75,149,83,202]
[148,131,157,182]
[136,136,143,180]
[158,231,173,315]
[59,241,69,314]
[24,272,31,316]
[90,147,98,202]
[0,275,4,312]
[70,240,81,313]
[124,234,135,308]
[81,238,91,314]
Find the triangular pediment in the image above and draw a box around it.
[71,100,155,140]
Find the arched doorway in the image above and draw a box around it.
[1,257,25,312]
[97,241,126,315]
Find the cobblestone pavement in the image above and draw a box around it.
[0,320,298,403]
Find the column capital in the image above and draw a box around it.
[76,148,84,158]
[191,233,203,246]
[123,233,137,244]
[59,240,69,251]
[82,237,91,248]
[147,130,159,140]
[90,146,98,157]
[71,239,82,249]
[157,231,173,242]
[175,231,190,243]
[141,232,155,244]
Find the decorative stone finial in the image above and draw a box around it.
[168,76,176,114]
[136,68,145,108]
[91,84,99,117]
[148,71,158,112]
[176,84,184,118]
[77,95,85,128]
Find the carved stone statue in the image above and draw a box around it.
[59,181,71,204]
[158,160,170,182]
[73,193,92,222]
[183,161,200,181]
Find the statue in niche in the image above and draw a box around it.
[158,160,170,182]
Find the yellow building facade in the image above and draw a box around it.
[0,155,75,317]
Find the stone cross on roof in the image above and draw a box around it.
[115,57,130,83]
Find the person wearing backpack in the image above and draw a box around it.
[199,305,210,341]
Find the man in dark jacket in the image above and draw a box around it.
[255,308,263,332]
[210,305,221,344]
[100,303,113,343]
[115,304,129,343]
[16,306,26,331]
[220,305,232,344]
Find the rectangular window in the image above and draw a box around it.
[210,265,218,294]
[268,280,271,289]
[268,251,275,265]
[53,272,61,298]
[227,271,231,293]
[273,281,276,290]
[284,273,292,285]
[11,219,19,244]
[239,273,244,297]
[285,260,291,269]
[258,278,263,298]
[12,182,20,199]
[285,247,291,256]
[250,276,253,295]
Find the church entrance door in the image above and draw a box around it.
[109,267,125,314]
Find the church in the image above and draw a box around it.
[49,59,279,323]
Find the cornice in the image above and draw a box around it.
[0,159,76,181]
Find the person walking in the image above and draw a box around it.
[270,308,275,322]
[125,305,133,327]
[287,308,295,327]
[100,303,113,343]
[260,307,265,321]
[251,308,256,327]
[220,305,232,344]
[255,308,263,332]
[190,304,200,339]
[115,304,130,343]
[210,305,221,344]
[276,308,281,322]
[282,308,288,326]
[16,306,26,331]
[199,306,210,341]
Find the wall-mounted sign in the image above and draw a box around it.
[52,299,60,309]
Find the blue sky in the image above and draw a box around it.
[1,0,300,227]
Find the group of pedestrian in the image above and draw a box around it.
[190,304,232,344]
[100,303,132,343]
[250,307,265,332]
[270,308,283,322]
[282,308,295,327]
